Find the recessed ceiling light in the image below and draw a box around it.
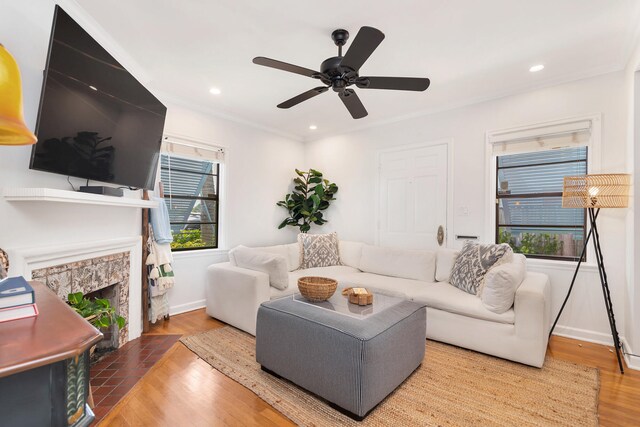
[89,85,97,91]
[309,125,317,130]
[209,87,221,95]
[529,64,544,73]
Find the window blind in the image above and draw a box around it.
[161,135,225,163]
[489,119,591,156]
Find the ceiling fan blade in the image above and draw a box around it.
[356,76,431,91]
[340,26,385,71]
[253,56,321,78]
[277,86,329,109]
[338,89,368,119]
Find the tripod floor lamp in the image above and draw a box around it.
[549,173,631,373]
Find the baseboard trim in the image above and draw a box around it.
[169,299,206,316]
[621,338,640,371]
[553,325,640,371]
[552,324,616,346]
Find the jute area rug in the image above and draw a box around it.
[180,327,599,426]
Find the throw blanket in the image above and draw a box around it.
[146,233,175,322]
[149,196,173,244]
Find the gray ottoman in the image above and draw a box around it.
[256,292,426,420]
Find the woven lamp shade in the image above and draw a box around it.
[562,174,631,209]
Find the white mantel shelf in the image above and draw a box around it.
[3,188,158,208]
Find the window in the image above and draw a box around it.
[496,146,587,261]
[160,154,220,250]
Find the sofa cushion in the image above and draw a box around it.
[269,266,361,299]
[230,246,289,290]
[249,245,289,268]
[252,244,301,272]
[481,254,527,314]
[449,242,512,295]
[284,243,301,271]
[360,244,435,282]
[435,248,458,282]
[298,232,340,269]
[412,281,515,324]
[339,271,514,324]
[338,272,423,299]
[339,240,364,269]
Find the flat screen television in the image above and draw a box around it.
[30,6,166,190]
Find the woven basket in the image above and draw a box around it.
[297,276,338,302]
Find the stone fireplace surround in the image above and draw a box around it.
[7,237,143,344]
[32,252,130,348]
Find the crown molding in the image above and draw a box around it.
[302,64,624,143]
[56,0,152,84]
[155,91,303,142]
[57,1,303,143]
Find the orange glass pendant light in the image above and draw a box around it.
[0,43,37,145]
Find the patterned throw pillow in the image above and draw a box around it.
[298,232,340,269]
[449,241,512,295]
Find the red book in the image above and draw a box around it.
[0,303,38,323]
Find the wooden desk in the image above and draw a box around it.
[0,281,102,426]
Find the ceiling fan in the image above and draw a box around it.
[253,26,430,119]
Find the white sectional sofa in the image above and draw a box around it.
[206,241,551,367]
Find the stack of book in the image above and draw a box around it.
[0,276,38,323]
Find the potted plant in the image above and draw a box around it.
[67,292,125,331]
[277,168,338,233]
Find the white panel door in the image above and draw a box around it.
[378,144,448,249]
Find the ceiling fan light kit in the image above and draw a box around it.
[253,26,430,119]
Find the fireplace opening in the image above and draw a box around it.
[85,283,120,358]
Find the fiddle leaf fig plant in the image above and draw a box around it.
[277,168,338,233]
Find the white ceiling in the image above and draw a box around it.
[74,0,640,142]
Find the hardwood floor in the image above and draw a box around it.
[98,311,294,427]
[547,336,640,426]
[100,309,640,426]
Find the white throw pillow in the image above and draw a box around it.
[481,253,526,314]
[435,248,458,282]
[339,240,364,269]
[228,246,289,290]
[360,244,435,282]
[284,243,302,271]
[253,245,291,270]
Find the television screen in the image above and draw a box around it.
[30,6,166,190]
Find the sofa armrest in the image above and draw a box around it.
[514,272,551,340]
[206,262,270,335]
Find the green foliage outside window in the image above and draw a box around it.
[171,229,208,250]
[499,229,563,256]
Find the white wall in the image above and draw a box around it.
[0,1,305,319]
[0,1,142,255]
[2,1,635,351]
[160,103,305,314]
[305,71,629,345]
[624,31,640,369]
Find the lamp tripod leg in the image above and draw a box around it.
[548,210,599,339]
[589,208,624,374]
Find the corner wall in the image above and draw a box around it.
[624,32,640,369]
[161,103,305,314]
[305,72,628,345]
[0,1,305,319]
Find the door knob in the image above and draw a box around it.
[437,225,444,246]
